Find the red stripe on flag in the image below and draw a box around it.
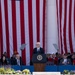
[4,0,10,57]
[11,1,17,53]
[63,0,67,53]
[0,2,3,56]
[43,0,46,51]
[69,0,73,53]
[0,30,1,58]
[74,1,75,37]
[28,0,33,59]
[0,33,1,58]
[59,0,62,27]
[36,0,40,42]
[20,0,26,65]
[0,1,2,57]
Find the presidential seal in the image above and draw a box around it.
[37,55,43,61]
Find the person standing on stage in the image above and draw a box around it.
[33,42,44,54]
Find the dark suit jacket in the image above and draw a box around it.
[11,57,23,65]
[0,59,7,65]
[33,47,44,54]
[11,57,17,65]
[59,58,72,65]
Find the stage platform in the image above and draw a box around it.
[10,65,75,72]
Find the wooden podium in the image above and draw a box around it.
[32,54,47,72]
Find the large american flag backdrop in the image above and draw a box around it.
[56,0,75,53]
[0,0,46,65]
[0,0,75,65]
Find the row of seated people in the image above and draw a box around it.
[1,52,75,65]
[0,52,23,65]
[46,52,75,65]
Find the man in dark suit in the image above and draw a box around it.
[11,53,23,65]
[33,42,44,54]
[59,54,72,65]
[30,42,45,65]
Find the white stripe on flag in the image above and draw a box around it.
[61,0,65,53]
[32,0,37,48]
[40,0,43,47]
[24,0,30,65]
[71,0,75,52]
[1,0,7,53]
[16,1,21,56]
[66,0,70,52]
[57,0,61,53]
[7,0,13,56]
